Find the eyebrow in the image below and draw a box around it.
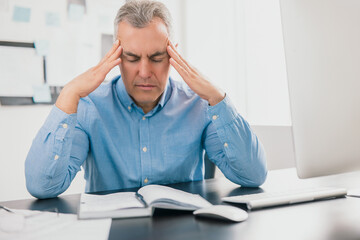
[123,51,140,58]
[149,51,167,58]
[123,51,167,59]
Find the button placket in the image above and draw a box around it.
[139,116,151,185]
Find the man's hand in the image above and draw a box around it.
[56,40,122,114]
[167,40,225,106]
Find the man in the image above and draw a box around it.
[25,0,267,199]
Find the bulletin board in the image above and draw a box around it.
[0,0,124,105]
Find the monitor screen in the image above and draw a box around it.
[279,0,360,178]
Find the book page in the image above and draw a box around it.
[138,185,212,210]
[80,192,144,212]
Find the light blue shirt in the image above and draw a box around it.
[25,76,267,199]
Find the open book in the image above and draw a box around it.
[78,184,212,219]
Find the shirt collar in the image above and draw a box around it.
[115,75,172,113]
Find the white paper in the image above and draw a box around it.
[138,185,213,209]
[0,46,43,96]
[32,84,51,103]
[80,192,144,212]
[0,208,111,240]
[34,40,50,56]
[68,4,85,22]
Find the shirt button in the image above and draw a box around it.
[128,106,131,111]
[142,116,146,120]
[62,123,68,129]
[212,115,218,120]
[54,155,59,160]
[142,147,147,152]
[144,178,149,184]
[224,142,228,147]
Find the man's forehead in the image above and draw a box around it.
[119,37,168,56]
[116,19,169,55]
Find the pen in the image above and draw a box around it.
[0,205,14,213]
[135,192,148,208]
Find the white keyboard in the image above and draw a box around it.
[221,187,347,210]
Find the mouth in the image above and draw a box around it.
[136,84,156,91]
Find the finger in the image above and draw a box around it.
[169,57,190,81]
[97,57,121,78]
[167,45,192,74]
[168,41,191,67]
[108,58,122,72]
[109,45,122,62]
[104,51,122,74]
[99,39,120,64]
[98,47,122,75]
[169,46,196,74]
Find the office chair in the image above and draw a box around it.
[204,153,216,179]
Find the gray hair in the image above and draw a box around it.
[114,0,173,41]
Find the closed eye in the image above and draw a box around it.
[128,58,140,62]
[151,58,164,63]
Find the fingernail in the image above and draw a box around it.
[114,39,119,44]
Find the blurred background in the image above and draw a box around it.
[0,0,294,201]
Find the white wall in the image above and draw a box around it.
[183,0,291,125]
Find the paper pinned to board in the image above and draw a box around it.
[34,40,50,56]
[32,84,51,103]
[0,208,111,240]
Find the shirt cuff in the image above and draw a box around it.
[207,95,238,128]
[42,105,78,133]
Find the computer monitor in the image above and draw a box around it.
[279,0,360,178]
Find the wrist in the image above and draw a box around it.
[208,90,225,106]
[55,86,81,114]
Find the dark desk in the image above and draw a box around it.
[2,168,360,240]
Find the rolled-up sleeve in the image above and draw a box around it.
[204,95,267,187]
[25,105,89,199]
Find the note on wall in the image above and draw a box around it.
[67,0,87,13]
[32,84,51,103]
[67,0,86,22]
[45,12,61,27]
[68,4,85,22]
[12,6,31,23]
[34,40,50,56]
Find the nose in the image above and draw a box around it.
[138,59,152,79]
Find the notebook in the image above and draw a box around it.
[78,184,212,219]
